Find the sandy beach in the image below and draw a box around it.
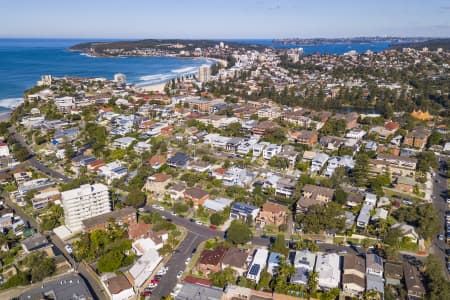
[140,82,167,93]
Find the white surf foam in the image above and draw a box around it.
[0,97,24,109]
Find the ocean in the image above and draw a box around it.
[0,38,391,111]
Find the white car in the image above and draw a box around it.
[185,257,191,264]
[195,220,203,225]
[177,271,183,279]
[64,244,73,254]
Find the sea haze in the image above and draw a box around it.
[0,38,391,110]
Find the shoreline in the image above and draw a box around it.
[139,82,167,93]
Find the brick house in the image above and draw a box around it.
[197,247,228,275]
[82,207,137,233]
[289,130,318,147]
[256,202,287,228]
[184,188,209,206]
[296,184,335,214]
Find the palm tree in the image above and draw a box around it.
[308,270,318,295]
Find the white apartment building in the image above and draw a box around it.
[198,65,211,82]
[61,184,111,233]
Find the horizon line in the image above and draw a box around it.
[1,36,450,40]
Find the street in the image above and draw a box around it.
[430,158,449,278]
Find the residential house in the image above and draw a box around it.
[222,167,252,187]
[394,176,416,193]
[289,130,318,147]
[366,254,384,295]
[385,262,403,287]
[311,152,329,173]
[342,255,366,296]
[167,152,191,168]
[113,137,136,149]
[296,184,335,214]
[197,247,228,275]
[81,207,137,233]
[255,202,287,228]
[262,144,282,160]
[247,249,269,282]
[404,262,425,300]
[143,173,171,195]
[146,155,166,170]
[128,222,151,240]
[403,127,431,149]
[251,121,279,136]
[316,253,341,290]
[324,155,355,177]
[392,223,420,243]
[267,252,281,275]
[346,129,367,140]
[369,153,417,178]
[98,161,128,183]
[133,141,151,153]
[291,250,316,286]
[21,233,51,254]
[168,183,186,200]
[230,202,260,222]
[221,248,248,276]
[103,274,135,300]
[203,197,233,213]
[175,283,223,300]
[184,188,209,206]
[187,160,211,173]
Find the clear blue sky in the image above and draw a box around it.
[1,0,449,38]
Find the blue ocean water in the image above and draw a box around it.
[0,39,210,109]
[0,38,391,110]
[228,39,391,54]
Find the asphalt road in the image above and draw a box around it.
[9,127,71,183]
[145,206,270,299]
[431,160,449,277]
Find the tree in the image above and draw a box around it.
[1,272,29,289]
[423,255,450,299]
[210,213,226,226]
[308,270,318,295]
[320,118,346,136]
[210,267,236,288]
[268,157,290,169]
[334,189,347,205]
[417,151,438,172]
[97,249,125,273]
[125,189,146,208]
[257,269,272,290]
[352,152,369,186]
[226,220,253,244]
[64,143,75,160]
[296,202,345,234]
[270,234,288,256]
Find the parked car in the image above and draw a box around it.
[337,249,348,255]
[177,271,183,279]
[64,244,73,254]
[438,234,445,241]
[209,225,217,230]
[185,257,191,264]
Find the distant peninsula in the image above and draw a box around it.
[68,39,266,58]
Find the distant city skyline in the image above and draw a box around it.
[1,0,450,39]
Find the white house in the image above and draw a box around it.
[262,144,282,160]
[247,249,269,282]
[311,152,329,173]
[113,137,136,149]
[316,253,341,290]
[0,142,10,157]
[346,129,367,140]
